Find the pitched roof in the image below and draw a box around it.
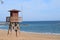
[9,9,21,12]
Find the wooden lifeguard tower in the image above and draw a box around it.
[6,9,22,36]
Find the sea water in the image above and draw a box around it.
[0,21,60,34]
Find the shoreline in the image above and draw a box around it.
[21,31,60,35]
[0,29,60,35]
[0,29,60,40]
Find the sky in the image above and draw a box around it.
[0,0,60,21]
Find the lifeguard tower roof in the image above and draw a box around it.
[9,9,21,12]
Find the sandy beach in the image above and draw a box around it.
[0,30,60,40]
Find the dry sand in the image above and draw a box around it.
[0,30,60,40]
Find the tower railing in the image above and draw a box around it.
[6,17,22,22]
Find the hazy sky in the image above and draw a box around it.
[0,0,60,21]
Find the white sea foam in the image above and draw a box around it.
[20,31,60,35]
[0,29,8,31]
[0,29,60,35]
[0,25,8,27]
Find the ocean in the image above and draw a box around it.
[0,21,60,34]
